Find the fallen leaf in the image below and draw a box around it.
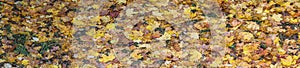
[281,55,296,66]
[117,0,126,4]
[22,60,29,65]
[99,53,115,62]
[72,18,85,26]
[272,14,282,22]
[90,16,101,22]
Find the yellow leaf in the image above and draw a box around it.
[92,5,100,9]
[0,49,4,54]
[149,0,157,2]
[130,51,143,60]
[290,18,298,24]
[105,23,115,29]
[125,8,138,17]
[91,16,101,22]
[237,13,245,19]
[86,28,96,37]
[0,59,6,63]
[184,7,200,18]
[82,64,96,68]
[133,54,143,60]
[226,36,234,42]
[255,7,263,14]
[106,64,113,68]
[227,42,234,47]
[298,33,300,40]
[47,8,54,13]
[99,53,115,62]
[281,55,296,66]
[278,48,286,55]
[6,57,16,63]
[152,0,169,7]
[146,25,153,30]
[189,49,202,61]
[210,58,222,67]
[274,37,280,44]
[243,57,251,62]
[229,59,236,64]
[200,38,209,41]
[11,16,21,22]
[101,16,111,23]
[272,14,282,22]
[22,60,29,65]
[139,44,150,48]
[49,65,59,68]
[94,30,105,39]
[72,18,85,26]
[143,58,154,64]
[281,2,290,7]
[88,50,99,56]
[242,44,256,56]
[190,32,199,39]
[240,32,254,42]
[157,32,171,40]
[117,0,126,4]
[47,8,59,15]
[152,11,162,17]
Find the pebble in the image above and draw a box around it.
[4,63,12,68]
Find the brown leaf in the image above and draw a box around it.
[265,38,272,46]
[100,10,109,16]
[109,11,120,18]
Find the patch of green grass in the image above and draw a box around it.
[14,44,29,55]
[40,42,50,54]
[4,24,11,33]
[12,34,27,45]
[38,40,59,54]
